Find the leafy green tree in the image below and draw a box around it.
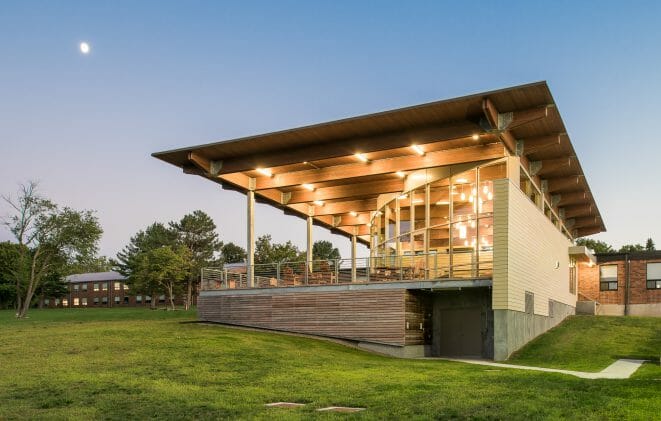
[35,270,68,308]
[312,240,341,261]
[133,245,191,310]
[575,238,613,254]
[0,242,28,309]
[2,182,102,318]
[619,243,645,253]
[66,255,112,275]
[170,211,221,309]
[254,234,303,264]
[221,242,247,264]
[645,238,655,252]
[115,223,177,309]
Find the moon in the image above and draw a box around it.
[80,42,90,54]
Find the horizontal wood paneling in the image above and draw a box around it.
[198,289,407,346]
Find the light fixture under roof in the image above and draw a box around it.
[472,134,480,140]
[313,200,324,206]
[435,200,449,206]
[398,193,408,200]
[349,211,358,217]
[410,144,425,156]
[302,183,315,191]
[395,171,406,178]
[256,168,272,177]
[354,153,369,162]
[455,177,468,184]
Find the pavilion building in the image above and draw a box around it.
[153,81,604,360]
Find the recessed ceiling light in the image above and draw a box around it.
[302,184,315,191]
[354,153,369,162]
[395,171,406,178]
[455,178,468,184]
[256,168,272,177]
[410,145,425,156]
[472,134,480,140]
[313,200,324,206]
[398,194,408,200]
[349,211,357,217]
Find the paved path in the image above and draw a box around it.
[440,358,647,379]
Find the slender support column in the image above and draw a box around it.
[246,190,255,288]
[306,215,313,273]
[351,233,357,282]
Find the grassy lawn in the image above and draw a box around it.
[509,315,661,372]
[0,309,659,420]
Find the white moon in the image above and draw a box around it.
[80,42,90,54]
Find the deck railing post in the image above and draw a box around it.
[276,262,281,286]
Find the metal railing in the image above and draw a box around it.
[201,251,492,291]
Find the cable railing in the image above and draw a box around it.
[201,251,492,291]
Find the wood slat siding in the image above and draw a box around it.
[198,289,407,345]
[492,179,575,315]
[404,292,427,345]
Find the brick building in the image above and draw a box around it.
[41,271,172,308]
[577,251,661,316]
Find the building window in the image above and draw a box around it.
[569,258,577,294]
[73,298,80,306]
[62,298,68,307]
[73,284,79,291]
[114,282,121,291]
[600,265,618,291]
[123,296,129,304]
[82,283,88,291]
[81,297,87,306]
[145,296,151,303]
[159,295,166,303]
[94,283,99,292]
[94,297,99,305]
[44,298,50,306]
[114,296,120,304]
[647,263,661,289]
[124,284,129,291]
[525,291,534,314]
[55,298,60,306]
[102,297,108,304]
[136,295,142,303]
[102,282,108,291]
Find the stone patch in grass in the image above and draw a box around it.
[264,402,306,408]
[317,406,365,413]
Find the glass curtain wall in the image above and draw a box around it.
[370,160,506,278]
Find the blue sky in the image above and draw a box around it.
[1,1,660,258]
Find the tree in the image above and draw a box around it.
[645,238,655,252]
[221,242,247,264]
[35,270,68,308]
[133,245,191,311]
[619,243,644,253]
[0,242,28,309]
[170,211,221,310]
[575,238,613,254]
[312,240,341,261]
[66,255,112,275]
[254,234,303,264]
[115,223,177,309]
[2,182,102,318]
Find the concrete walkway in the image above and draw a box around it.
[440,358,647,379]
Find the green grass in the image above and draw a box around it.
[1,309,660,420]
[509,316,661,371]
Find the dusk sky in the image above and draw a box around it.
[1,1,660,260]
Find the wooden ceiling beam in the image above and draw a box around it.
[562,205,594,219]
[286,179,405,204]
[194,121,484,175]
[557,191,588,207]
[508,105,553,129]
[575,226,602,238]
[519,134,565,156]
[312,199,377,216]
[533,157,574,177]
[253,143,505,190]
[546,175,582,193]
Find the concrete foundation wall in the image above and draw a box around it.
[597,303,661,317]
[356,342,429,358]
[494,300,575,361]
[576,300,597,315]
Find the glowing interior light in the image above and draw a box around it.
[464,240,469,247]
[460,192,466,201]
[472,134,480,140]
[410,144,425,156]
[350,211,358,217]
[459,224,467,239]
[483,185,489,194]
[455,178,468,184]
[302,184,315,191]
[313,200,324,206]
[398,194,408,200]
[487,192,493,200]
[469,195,474,203]
[256,168,272,177]
[354,153,369,162]
[470,220,476,228]
[395,171,406,178]
[472,188,477,196]
[412,199,424,204]
[436,200,449,205]
[471,238,477,246]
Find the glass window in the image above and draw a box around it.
[399,194,412,235]
[102,296,108,304]
[114,282,121,291]
[55,298,60,306]
[123,284,129,291]
[102,282,108,291]
[82,283,88,291]
[62,298,68,307]
[93,283,99,292]
[412,188,426,231]
[600,265,618,291]
[94,297,99,305]
[159,295,166,303]
[114,296,120,303]
[136,295,143,303]
[428,225,450,253]
[44,298,50,305]
[646,263,661,289]
[81,298,87,306]
[73,298,80,306]
[145,296,152,303]
[73,284,79,291]
[429,179,450,228]
[123,296,129,304]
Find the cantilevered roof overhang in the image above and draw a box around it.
[153,81,605,244]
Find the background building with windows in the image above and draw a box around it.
[577,251,661,316]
